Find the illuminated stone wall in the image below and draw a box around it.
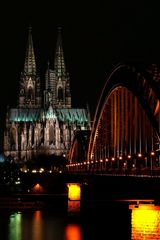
[130,204,160,239]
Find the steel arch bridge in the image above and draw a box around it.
[67,63,160,175]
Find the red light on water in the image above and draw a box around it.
[65,224,82,240]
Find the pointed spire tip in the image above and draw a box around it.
[47,61,50,67]
[28,24,32,32]
[58,26,62,32]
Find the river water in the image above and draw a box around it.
[0,200,160,240]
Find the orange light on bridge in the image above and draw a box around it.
[130,204,160,239]
[151,151,155,156]
[119,156,122,160]
[32,183,44,193]
[128,155,131,159]
[67,183,81,201]
[138,153,142,157]
[111,157,115,161]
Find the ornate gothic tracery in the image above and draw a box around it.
[3,27,91,162]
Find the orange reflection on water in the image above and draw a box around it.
[65,224,82,240]
[32,211,42,240]
[34,210,41,220]
[68,200,80,214]
[130,204,160,239]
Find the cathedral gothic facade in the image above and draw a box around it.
[3,27,91,162]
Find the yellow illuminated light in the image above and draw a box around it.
[39,168,44,173]
[67,183,81,201]
[130,204,160,239]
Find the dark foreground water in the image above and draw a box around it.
[0,200,160,240]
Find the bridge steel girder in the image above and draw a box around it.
[68,130,91,164]
[88,63,160,161]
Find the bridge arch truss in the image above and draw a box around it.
[69,64,160,174]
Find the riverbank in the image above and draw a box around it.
[0,173,160,210]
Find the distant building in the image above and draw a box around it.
[3,27,91,162]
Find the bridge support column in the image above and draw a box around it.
[67,183,81,215]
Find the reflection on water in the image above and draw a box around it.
[32,211,42,240]
[9,212,21,240]
[130,204,160,239]
[1,200,160,240]
[65,224,82,240]
[68,200,80,215]
[6,210,66,240]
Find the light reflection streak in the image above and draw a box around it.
[9,212,22,240]
[65,224,82,240]
[32,210,43,240]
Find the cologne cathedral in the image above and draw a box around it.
[3,27,91,162]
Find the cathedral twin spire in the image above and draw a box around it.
[19,26,71,109]
[24,26,36,75]
[54,27,66,77]
[19,26,41,108]
[4,26,90,160]
[44,27,71,109]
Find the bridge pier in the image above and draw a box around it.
[67,183,81,215]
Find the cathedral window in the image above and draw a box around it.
[10,127,16,150]
[20,89,24,95]
[49,125,55,145]
[58,87,63,101]
[28,87,34,100]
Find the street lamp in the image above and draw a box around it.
[150,151,155,175]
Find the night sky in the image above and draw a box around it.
[0,1,160,150]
